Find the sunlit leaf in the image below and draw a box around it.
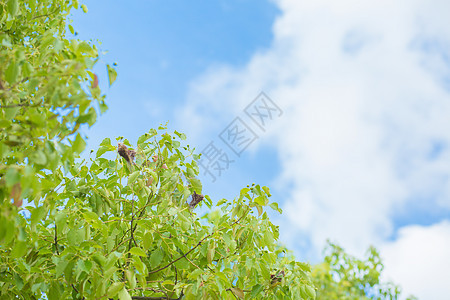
[7,0,19,17]
[107,64,117,86]
[150,248,163,267]
[118,287,132,300]
[129,247,147,257]
[107,282,125,297]
[73,133,86,154]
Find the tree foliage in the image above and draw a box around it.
[2,123,317,299]
[312,242,417,300]
[0,0,114,247]
[0,1,414,299]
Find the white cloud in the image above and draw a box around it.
[381,221,450,300]
[176,0,450,297]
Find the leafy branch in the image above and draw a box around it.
[148,208,250,276]
[31,7,61,20]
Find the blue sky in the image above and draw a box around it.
[71,1,450,299]
[71,0,286,217]
[71,0,280,199]
[71,0,278,123]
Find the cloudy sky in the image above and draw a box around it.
[73,1,450,299]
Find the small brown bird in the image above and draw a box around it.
[189,191,204,209]
[270,270,285,285]
[117,143,136,164]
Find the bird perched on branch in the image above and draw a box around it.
[270,270,285,285]
[118,143,136,164]
[189,191,204,209]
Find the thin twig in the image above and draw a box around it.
[0,100,43,109]
[31,7,60,20]
[148,210,248,275]
[54,223,60,255]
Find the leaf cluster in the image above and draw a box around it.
[0,0,116,253]
[1,125,317,299]
[312,242,418,300]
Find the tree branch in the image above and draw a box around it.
[132,191,155,232]
[148,234,209,275]
[31,7,60,20]
[54,223,60,255]
[125,197,136,276]
[0,100,43,109]
[148,210,249,275]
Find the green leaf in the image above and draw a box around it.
[143,232,153,250]
[0,120,11,128]
[11,241,27,258]
[100,137,112,147]
[17,228,26,242]
[78,41,92,54]
[5,61,19,84]
[174,130,186,140]
[83,211,99,222]
[30,206,47,226]
[256,205,263,217]
[254,196,268,206]
[125,270,136,289]
[216,198,227,206]
[190,177,202,193]
[67,228,84,246]
[187,269,203,280]
[22,61,34,77]
[5,107,20,120]
[107,64,117,86]
[118,287,132,300]
[269,202,282,214]
[100,100,108,113]
[133,257,146,274]
[4,167,20,185]
[107,282,125,297]
[48,282,62,300]
[30,150,47,166]
[14,273,24,290]
[128,171,140,184]
[92,254,106,267]
[150,248,163,267]
[7,0,19,17]
[0,218,14,244]
[137,133,150,146]
[240,188,250,196]
[81,4,88,13]
[230,287,244,299]
[55,260,69,277]
[77,107,97,126]
[251,284,264,298]
[129,247,147,257]
[207,241,215,264]
[73,133,86,154]
[204,194,213,208]
[27,78,39,92]
[263,231,274,248]
[305,285,316,298]
[262,186,271,197]
[96,146,110,158]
